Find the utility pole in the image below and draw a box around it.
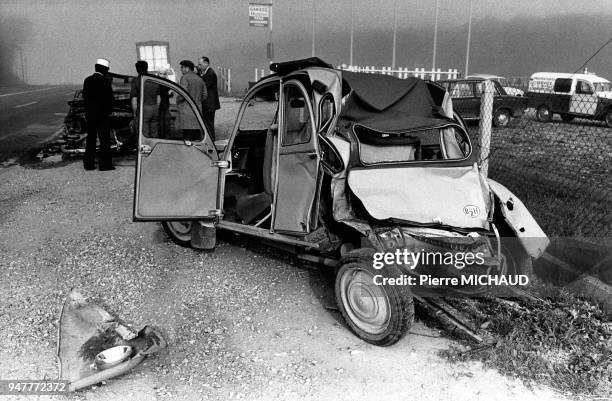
[432,0,439,70]
[392,0,398,69]
[465,0,473,77]
[19,47,26,83]
[349,0,354,66]
[269,0,274,62]
[311,0,316,57]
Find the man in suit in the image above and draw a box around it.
[197,56,221,141]
[82,58,115,171]
[177,60,207,140]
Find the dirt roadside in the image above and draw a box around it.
[0,164,572,400]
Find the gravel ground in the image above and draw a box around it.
[0,99,573,401]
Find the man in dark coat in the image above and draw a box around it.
[197,56,221,140]
[82,58,115,170]
[178,60,207,141]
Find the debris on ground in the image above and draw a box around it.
[438,280,612,399]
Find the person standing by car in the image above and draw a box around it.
[82,58,114,171]
[197,56,221,140]
[178,60,207,140]
[130,60,160,138]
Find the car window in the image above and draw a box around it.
[450,83,473,98]
[137,79,204,141]
[318,94,335,132]
[239,83,279,131]
[576,80,594,95]
[553,78,572,93]
[353,124,471,165]
[282,84,313,146]
[475,81,503,96]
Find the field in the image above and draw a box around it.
[480,110,612,241]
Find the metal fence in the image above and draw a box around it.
[473,79,611,246]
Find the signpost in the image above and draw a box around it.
[248,3,271,27]
[249,2,273,62]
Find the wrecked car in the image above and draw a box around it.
[132,58,549,346]
[62,72,136,154]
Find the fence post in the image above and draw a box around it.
[478,79,495,177]
[226,68,231,95]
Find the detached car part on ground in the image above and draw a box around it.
[132,58,549,346]
[436,78,527,128]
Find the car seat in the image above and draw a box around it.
[234,125,277,224]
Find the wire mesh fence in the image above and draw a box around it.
[466,78,612,247]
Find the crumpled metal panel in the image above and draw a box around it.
[347,164,490,229]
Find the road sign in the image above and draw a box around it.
[249,3,271,27]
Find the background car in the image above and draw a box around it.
[436,78,527,127]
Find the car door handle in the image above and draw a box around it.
[139,144,152,155]
[307,152,318,160]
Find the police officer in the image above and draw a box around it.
[82,58,115,171]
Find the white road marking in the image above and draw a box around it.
[66,91,75,95]
[14,101,38,109]
[0,87,58,98]
[54,112,67,116]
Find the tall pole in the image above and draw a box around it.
[349,0,354,66]
[311,0,316,57]
[269,0,273,63]
[19,47,25,82]
[432,0,439,70]
[392,0,398,69]
[465,0,473,77]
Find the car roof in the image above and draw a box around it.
[530,72,610,83]
[435,78,491,83]
[466,74,505,80]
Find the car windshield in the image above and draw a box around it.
[594,82,612,92]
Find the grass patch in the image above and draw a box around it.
[439,281,612,399]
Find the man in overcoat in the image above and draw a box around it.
[197,56,221,140]
[177,60,207,140]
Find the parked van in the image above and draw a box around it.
[526,72,612,126]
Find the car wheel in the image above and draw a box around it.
[335,248,414,346]
[162,221,193,247]
[561,113,575,123]
[493,109,511,128]
[605,110,612,128]
[536,105,552,122]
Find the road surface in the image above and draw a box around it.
[0,85,79,163]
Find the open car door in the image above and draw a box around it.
[133,75,221,221]
[272,79,320,234]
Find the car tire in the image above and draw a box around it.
[536,105,552,122]
[605,110,612,128]
[335,248,414,346]
[560,113,575,123]
[493,109,511,128]
[162,221,193,247]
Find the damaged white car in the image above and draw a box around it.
[132,58,549,346]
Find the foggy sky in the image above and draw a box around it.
[1,0,611,88]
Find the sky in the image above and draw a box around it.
[1,0,611,87]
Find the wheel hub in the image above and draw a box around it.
[340,269,391,334]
